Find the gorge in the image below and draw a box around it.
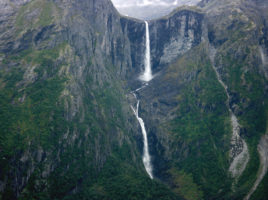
[209,46,249,179]
[0,0,267,200]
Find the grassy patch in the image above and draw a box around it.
[215,30,268,198]
[161,45,232,199]
[169,168,204,200]
[15,0,57,32]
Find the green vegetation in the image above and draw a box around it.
[0,37,180,199]
[160,32,267,199]
[216,32,268,199]
[15,0,58,33]
[1,0,267,199]
[251,172,268,200]
[160,45,232,199]
[76,157,181,200]
[169,168,204,200]
[0,43,67,162]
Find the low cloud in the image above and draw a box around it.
[111,0,201,19]
[112,0,179,8]
[112,0,200,8]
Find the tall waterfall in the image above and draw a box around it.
[140,21,153,82]
[130,20,154,179]
[131,100,153,179]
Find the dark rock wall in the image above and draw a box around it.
[149,9,204,72]
[0,0,268,199]
[0,0,148,198]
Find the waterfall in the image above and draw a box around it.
[131,100,153,179]
[260,47,267,65]
[209,46,249,179]
[140,21,153,82]
[130,20,154,179]
[259,46,268,79]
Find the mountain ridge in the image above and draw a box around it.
[0,0,267,199]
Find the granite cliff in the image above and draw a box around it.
[0,0,267,199]
[0,0,179,199]
[134,0,268,199]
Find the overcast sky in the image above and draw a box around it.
[111,0,201,19]
[111,0,201,8]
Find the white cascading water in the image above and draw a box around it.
[140,21,153,82]
[259,46,268,79]
[131,100,153,179]
[130,20,154,179]
[260,46,267,65]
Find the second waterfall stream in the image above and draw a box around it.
[131,100,153,179]
[131,21,154,179]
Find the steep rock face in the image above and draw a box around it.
[1,0,268,199]
[149,8,204,72]
[0,0,181,199]
[120,17,147,80]
[138,44,230,199]
[205,2,268,199]
[51,0,146,81]
[135,0,268,199]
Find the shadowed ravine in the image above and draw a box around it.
[209,46,250,179]
[1,0,268,199]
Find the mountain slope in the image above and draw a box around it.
[0,0,182,199]
[0,0,267,199]
[135,0,268,199]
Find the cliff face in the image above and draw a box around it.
[119,17,147,79]
[0,0,180,199]
[149,8,204,72]
[0,0,268,199]
[135,0,268,199]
